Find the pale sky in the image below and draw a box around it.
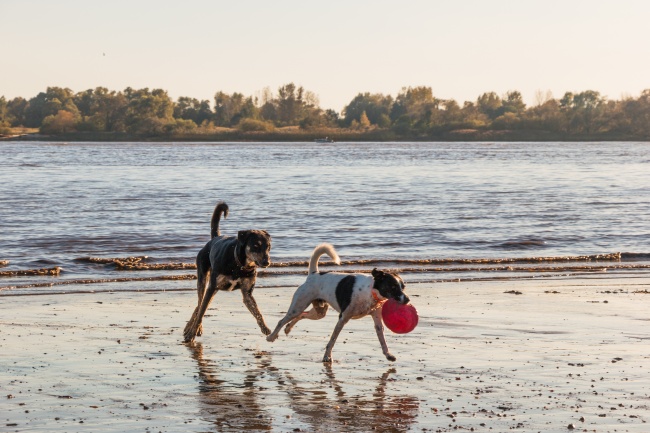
[1,0,649,112]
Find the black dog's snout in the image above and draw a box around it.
[260,259,270,268]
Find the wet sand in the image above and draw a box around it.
[2,276,650,432]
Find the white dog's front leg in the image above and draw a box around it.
[371,310,396,362]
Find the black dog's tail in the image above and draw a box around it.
[210,202,229,238]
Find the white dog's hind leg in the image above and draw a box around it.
[284,300,329,335]
[267,289,314,342]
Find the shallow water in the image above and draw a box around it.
[1,141,649,294]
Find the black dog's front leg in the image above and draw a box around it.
[241,288,271,335]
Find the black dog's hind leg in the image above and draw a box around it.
[184,248,209,339]
[183,268,209,339]
[184,270,218,343]
[284,300,329,335]
[241,287,272,336]
[184,245,211,339]
[371,309,396,362]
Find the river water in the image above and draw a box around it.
[1,141,649,295]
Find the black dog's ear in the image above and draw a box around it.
[238,230,251,243]
[260,230,270,238]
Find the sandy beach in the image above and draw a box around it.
[2,275,649,432]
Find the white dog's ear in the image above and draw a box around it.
[371,268,380,278]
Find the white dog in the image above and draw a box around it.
[267,243,409,363]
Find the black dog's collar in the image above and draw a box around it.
[233,243,255,273]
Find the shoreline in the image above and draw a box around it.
[2,131,649,143]
[2,276,649,432]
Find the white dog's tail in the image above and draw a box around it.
[309,243,341,274]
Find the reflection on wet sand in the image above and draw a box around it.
[278,364,419,432]
[189,343,419,432]
[188,342,272,431]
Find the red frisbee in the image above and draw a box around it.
[382,299,419,334]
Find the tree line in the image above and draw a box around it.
[2,84,650,139]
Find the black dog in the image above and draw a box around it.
[183,202,272,343]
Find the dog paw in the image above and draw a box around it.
[196,324,203,337]
[183,326,199,343]
[261,325,272,336]
[386,353,396,362]
[266,334,277,342]
[322,355,333,363]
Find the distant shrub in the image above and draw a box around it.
[376,114,391,128]
[40,110,77,134]
[238,118,275,132]
[492,112,522,130]
[164,118,197,134]
[0,120,10,135]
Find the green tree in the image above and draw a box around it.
[459,101,489,128]
[560,90,606,134]
[522,98,562,131]
[6,97,28,126]
[72,87,127,132]
[235,96,259,125]
[440,100,463,125]
[0,96,9,133]
[323,109,340,127]
[0,96,8,123]
[258,87,278,123]
[390,86,442,132]
[618,90,650,137]
[214,92,256,127]
[260,100,278,124]
[24,87,79,127]
[392,115,413,135]
[390,87,437,120]
[174,97,213,126]
[491,91,526,130]
[123,88,175,135]
[91,87,127,132]
[342,92,392,127]
[276,83,304,126]
[476,92,502,120]
[298,108,326,130]
[74,89,95,118]
[501,91,526,115]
